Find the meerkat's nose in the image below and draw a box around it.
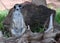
[16,9,19,10]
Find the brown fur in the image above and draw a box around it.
[21,4,56,32]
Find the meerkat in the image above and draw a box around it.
[3,4,26,37]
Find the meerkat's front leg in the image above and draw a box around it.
[45,14,54,33]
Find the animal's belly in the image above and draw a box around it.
[12,16,22,29]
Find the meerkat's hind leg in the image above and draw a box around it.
[45,14,54,33]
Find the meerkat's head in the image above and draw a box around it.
[13,4,23,11]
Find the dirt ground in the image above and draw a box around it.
[47,0,60,9]
[0,0,31,10]
[0,0,60,10]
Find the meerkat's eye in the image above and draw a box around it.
[19,5,22,7]
[14,6,16,9]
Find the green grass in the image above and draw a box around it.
[0,10,8,29]
[55,8,60,24]
[0,10,9,37]
[0,10,8,22]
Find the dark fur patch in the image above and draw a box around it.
[22,4,56,32]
